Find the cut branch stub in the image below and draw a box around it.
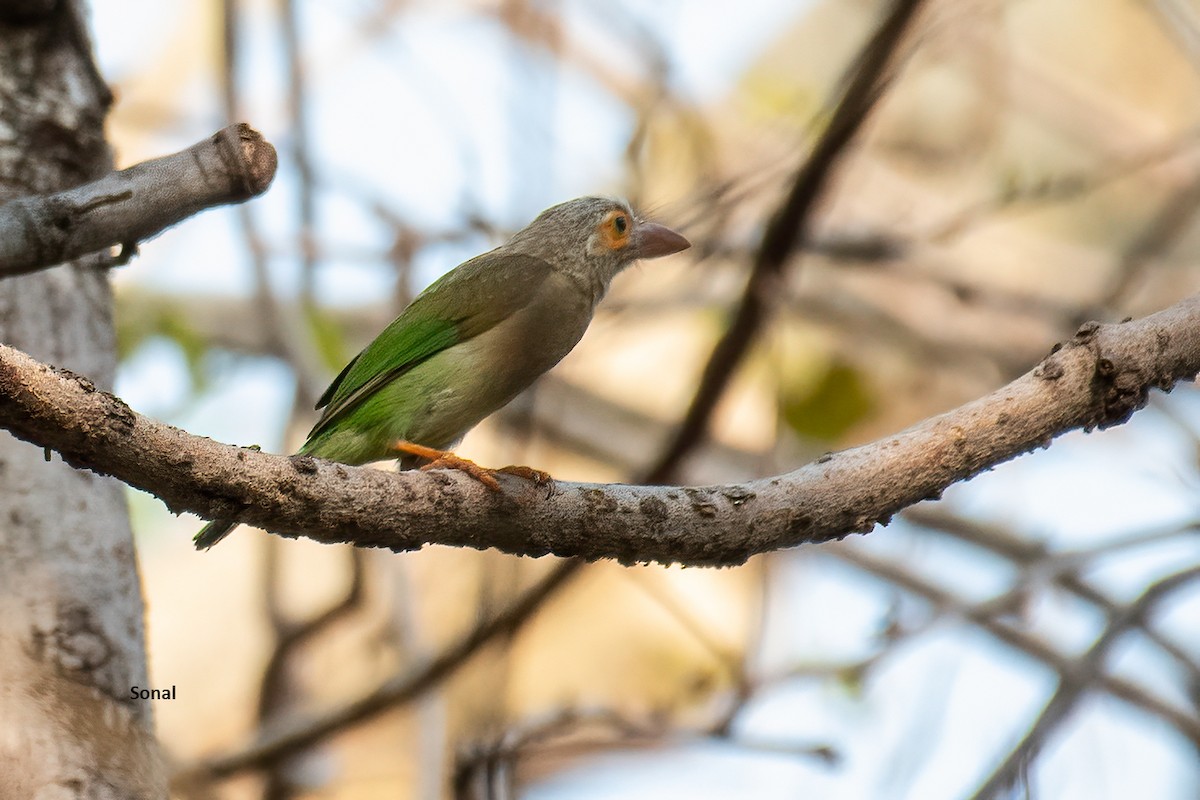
[0,123,277,277]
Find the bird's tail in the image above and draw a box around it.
[194,519,238,550]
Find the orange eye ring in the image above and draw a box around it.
[600,210,632,250]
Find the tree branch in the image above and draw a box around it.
[643,0,926,482]
[908,508,1200,682]
[829,542,1200,747]
[1,291,1199,565]
[175,559,582,782]
[0,123,277,277]
[967,565,1200,800]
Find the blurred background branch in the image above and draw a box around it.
[644,0,928,483]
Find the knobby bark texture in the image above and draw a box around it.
[0,2,165,795]
[0,293,1197,566]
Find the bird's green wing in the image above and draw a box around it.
[306,252,555,441]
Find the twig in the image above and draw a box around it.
[282,0,318,311]
[643,0,927,482]
[178,558,582,780]
[453,704,838,799]
[1080,177,1200,324]
[256,546,365,797]
[922,127,1200,244]
[908,508,1200,681]
[828,544,1200,747]
[967,566,1200,800]
[621,570,739,671]
[0,124,275,277]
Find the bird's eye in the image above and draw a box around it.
[598,209,632,251]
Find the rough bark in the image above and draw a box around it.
[0,292,1196,567]
[0,123,277,277]
[0,2,166,795]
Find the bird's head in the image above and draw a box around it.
[507,196,690,301]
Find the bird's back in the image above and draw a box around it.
[299,256,594,465]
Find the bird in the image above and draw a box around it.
[194,196,690,549]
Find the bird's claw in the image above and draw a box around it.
[499,464,556,499]
[392,440,553,493]
[418,452,502,491]
[496,464,554,486]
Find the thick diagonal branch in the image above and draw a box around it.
[0,123,277,277]
[1,292,1199,565]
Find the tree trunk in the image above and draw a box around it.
[0,2,164,795]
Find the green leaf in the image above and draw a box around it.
[305,306,350,373]
[779,357,874,442]
[115,302,211,392]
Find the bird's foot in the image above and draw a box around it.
[392,441,554,492]
[392,440,502,491]
[422,452,503,491]
[496,464,554,486]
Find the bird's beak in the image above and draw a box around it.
[632,221,690,259]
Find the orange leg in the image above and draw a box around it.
[392,441,555,492]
